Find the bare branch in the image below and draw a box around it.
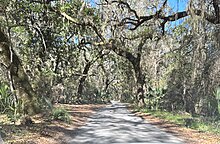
[111,0,139,20]
[59,11,80,24]
[159,11,188,21]
[52,10,106,42]
[111,0,219,31]
[33,24,47,52]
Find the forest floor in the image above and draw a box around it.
[0,104,104,144]
[0,103,220,144]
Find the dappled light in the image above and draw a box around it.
[67,102,184,143]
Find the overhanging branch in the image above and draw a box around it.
[109,0,220,31]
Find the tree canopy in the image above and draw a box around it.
[0,0,220,118]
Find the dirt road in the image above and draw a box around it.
[66,101,184,144]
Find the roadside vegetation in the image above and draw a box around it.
[134,107,220,135]
[0,104,103,143]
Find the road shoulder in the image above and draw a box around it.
[1,104,105,144]
[132,110,220,144]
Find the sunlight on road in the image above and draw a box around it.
[67,102,184,144]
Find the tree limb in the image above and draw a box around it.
[111,0,139,20]
[110,0,220,31]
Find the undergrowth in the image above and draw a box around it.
[51,107,71,123]
[135,107,220,134]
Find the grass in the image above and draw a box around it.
[135,107,220,134]
[190,120,220,134]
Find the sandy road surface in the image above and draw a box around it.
[66,101,184,144]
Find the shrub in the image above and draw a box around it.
[0,83,12,113]
[51,107,71,123]
[0,83,22,122]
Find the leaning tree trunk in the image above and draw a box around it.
[0,30,40,115]
[111,42,147,106]
[76,50,107,103]
[76,62,91,103]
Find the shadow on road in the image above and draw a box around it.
[64,102,184,144]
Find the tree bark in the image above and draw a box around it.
[76,50,107,103]
[76,62,91,102]
[133,62,146,106]
[111,43,146,106]
[0,30,40,115]
[185,90,196,115]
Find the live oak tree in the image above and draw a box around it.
[0,0,220,117]
[99,0,220,114]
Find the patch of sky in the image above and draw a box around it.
[86,0,98,7]
[167,0,189,28]
[74,36,79,44]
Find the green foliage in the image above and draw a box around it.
[37,96,53,111]
[146,87,166,110]
[213,87,220,115]
[81,83,110,104]
[0,83,22,122]
[137,107,220,134]
[0,0,219,119]
[120,90,134,103]
[0,83,16,114]
[214,87,220,100]
[51,107,71,123]
[7,113,20,123]
[140,108,191,125]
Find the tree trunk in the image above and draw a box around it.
[76,62,91,102]
[0,30,40,115]
[111,43,146,106]
[186,105,196,115]
[76,50,107,103]
[185,94,196,115]
[133,62,146,106]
